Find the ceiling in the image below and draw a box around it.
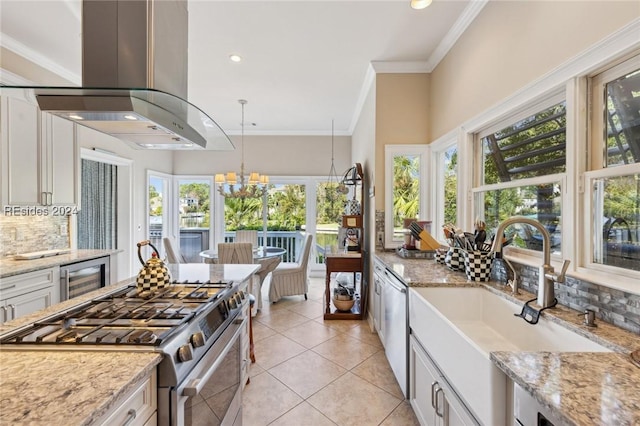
[0,0,484,137]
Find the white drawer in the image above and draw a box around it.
[98,371,157,426]
[0,268,58,301]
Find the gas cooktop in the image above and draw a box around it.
[0,280,234,347]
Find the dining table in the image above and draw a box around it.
[198,246,287,262]
[199,246,287,313]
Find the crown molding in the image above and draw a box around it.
[424,0,489,72]
[0,32,81,85]
[0,67,33,85]
[228,129,351,137]
[348,1,488,133]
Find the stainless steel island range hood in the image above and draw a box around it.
[2,0,232,150]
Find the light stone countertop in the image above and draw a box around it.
[0,249,120,278]
[374,250,640,426]
[0,263,260,425]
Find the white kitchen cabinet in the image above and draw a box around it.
[0,95,79,208]
[0,267,60,324]
[97,370,157,426]
[409,335,477,426]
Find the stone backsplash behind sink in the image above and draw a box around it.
[374,210,639,336]
[0,215,70,257]
[492,259,640,335]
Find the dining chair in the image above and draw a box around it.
[268,234,313,303]
[217,242,254,264]
[235,230,259,248]
[163,237,186,264]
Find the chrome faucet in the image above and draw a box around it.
[490,216,570,309]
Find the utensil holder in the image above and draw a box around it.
[445,247,465,271]
[464,250,493,281]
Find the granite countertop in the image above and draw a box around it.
[0,249,121,278]
[0,263,260,425]
[374,249,640,426]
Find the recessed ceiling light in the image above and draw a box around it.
[229,54,242,63]
[410,0,432,10]
[124,114,138,120]
[68,114,83,120]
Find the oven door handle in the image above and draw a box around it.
[182,317,246,397]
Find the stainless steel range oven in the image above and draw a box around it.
[0,264,249,426]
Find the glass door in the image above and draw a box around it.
[148,172,172,259]
[177,178,212,262]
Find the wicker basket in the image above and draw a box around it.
[333,297,355,312]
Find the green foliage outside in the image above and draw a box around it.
[392,155,420,229]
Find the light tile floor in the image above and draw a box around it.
[243,277,420,426]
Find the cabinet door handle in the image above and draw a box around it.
[122,408,137,426]
[435,387,444,418]
[2,285,16,291]
[0,306,6,323]
[431,381,439,409]
[8,304,16,320]
[41,191,48,205]
[48,192,53,206]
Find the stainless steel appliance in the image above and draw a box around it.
[514,382,560,425]
[0,264,248,426]
[0,0,233,151]
[382,267,408,398]
[60,256,110,300]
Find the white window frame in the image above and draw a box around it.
[471,92,568,259]
[454,20,639,291]
[384,144,429,248]
[575,53,640,286]
[146,170,175,258]
[173,175,215,259]
[429,131,458,244]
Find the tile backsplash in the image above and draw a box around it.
[492,259,640,335]
[374,210,639,335]
[0,215,70,257]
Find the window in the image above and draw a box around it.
[385,145,428,247]
[586,54,640,274]
[473,95,566,255]
[430,139,458,240]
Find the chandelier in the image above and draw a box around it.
[215,99,269,199]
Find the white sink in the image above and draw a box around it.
[409,286,611,426]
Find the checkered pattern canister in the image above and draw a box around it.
[445,247,465,271]
[464,250,493,281]
[435,248,447,264]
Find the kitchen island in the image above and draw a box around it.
[0,263,259,425]
[374,250,640,426]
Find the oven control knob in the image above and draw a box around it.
[178,344,193,362]
[238,290,245,300]
[191,332,205,348]
[229,298,237,309]
[234,293,242,304]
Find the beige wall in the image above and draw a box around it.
[173,134,352,178]
[351,78,377,255]
[0,48,76,86]
[429,0,640,140]
[374,73,430,212]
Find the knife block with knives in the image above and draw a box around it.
[409,222,440,251]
